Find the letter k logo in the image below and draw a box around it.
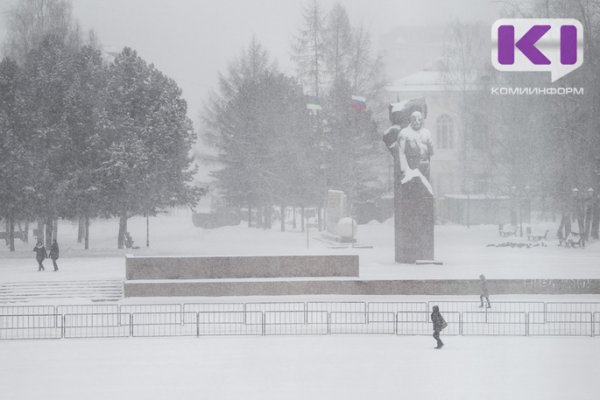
[498,25,551,65]
[492,19,584,82]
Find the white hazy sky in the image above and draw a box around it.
[0,0,501,125]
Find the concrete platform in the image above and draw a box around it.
[125,255,359,280]
[124,278,600,297]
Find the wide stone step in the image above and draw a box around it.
[124,278,600,298]
[0,280,123,303]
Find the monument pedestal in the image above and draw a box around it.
[395,167,434,263]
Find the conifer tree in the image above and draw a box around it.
[104,48,202,248]
[292,0,326,97]
[20,34,78,245]
[0,57,30,251]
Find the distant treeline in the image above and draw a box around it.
[202,2,387,230]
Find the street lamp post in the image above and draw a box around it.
[519,194,523,238]
[572,187,585,247]
[525,185,531,225]
[511,185,531,237]
[466,190,471,229]
[511,186,523,237]
[585,187,594,240]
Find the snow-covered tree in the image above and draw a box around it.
[103,48,202,248]
[204,40,320,227]
[292,0,326,98]
[20,34,79,245]
[291,2,387,212]
[0,57,31,251]
[62,45,109,249]
[324,3,352,84]
[323,78,383,205]
[3,0,81,64]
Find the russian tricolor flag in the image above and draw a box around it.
[351,95,367,111]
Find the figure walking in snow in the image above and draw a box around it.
[33,240,47,271]
[49,239,59,271]
[479,274,491,308]
[431,305,447,349]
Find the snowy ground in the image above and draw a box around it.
[1,208,599,284]
[1,210,599,399]
[1,335,599,400]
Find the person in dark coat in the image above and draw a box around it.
[49,239,59,271]
[479,274,491,308]
[33,240,47,271]
[431,305,447,349]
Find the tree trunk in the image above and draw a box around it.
[8,214,15,252]
[592,196,599,240]
[45,216,53,247]
[510,197,517,226]
[52,218,58,242]
[584,202,593,241]
[264,206,272,229]
[78,217,85,243]
[84,215,90,250]
[301,206,305,232]
[36,220,43,242]
[317,207,322,231]
[557,213,572,240]
[23,221,29,243]
[257,207,263,229]
[280,205,285,232]
[118,212,128,249]
[576,208,585,247]
[248,206,252,228]
[292,207,297,229]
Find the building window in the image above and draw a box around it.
[436,114,454,150]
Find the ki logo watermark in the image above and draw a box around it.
[492,19,584,82]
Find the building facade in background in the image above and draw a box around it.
[386,67,509,224]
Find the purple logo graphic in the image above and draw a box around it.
[492,19,583,82]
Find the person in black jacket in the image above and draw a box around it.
[431,305,447,349]
[49,239,59,271]
[33,240,47,271]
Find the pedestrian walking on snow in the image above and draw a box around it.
[479,274,491,308]
[49,239,59,271]
[431,305,447,349]
[33,240,47,271]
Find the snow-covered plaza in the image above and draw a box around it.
[1,211,599,399]
[2,209,600,285]
[2,334,599,400]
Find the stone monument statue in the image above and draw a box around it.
[383,99,435,263]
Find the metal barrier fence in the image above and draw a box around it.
[198,311,263,336]
[265,311,328,335]
[0,314,62,340]
[529,312,594,336]
[64,313,130,339]
[462,312,528,336]
[397,312,461,336]
[546,302,600,313]
[430,301,545,314]
[1,301,599,340]
[0,305,56,316]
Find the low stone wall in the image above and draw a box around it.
[125,255,359,280]
[124,278,600,297]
